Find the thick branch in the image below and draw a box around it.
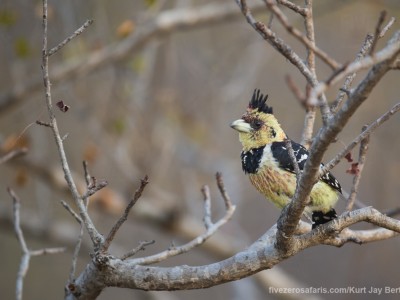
[277,31,400,247]
[68,207,400,299]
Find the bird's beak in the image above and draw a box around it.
[230,119,252,133]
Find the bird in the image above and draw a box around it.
[230,89,342,228]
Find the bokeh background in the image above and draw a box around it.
[1,0,400,299]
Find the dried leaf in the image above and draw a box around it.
[346,163,360,175]
[56,100,70,112]
[344,152,353,162]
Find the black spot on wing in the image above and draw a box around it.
[320,169,342,193]
[270,141,309,172]
[241,146,264,174]
[271,141,342,193]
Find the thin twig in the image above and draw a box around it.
[322,102,400,174]
[61,200,82,224]
[82,161,91,208]
[301,0,317,147]
[309,31,400,106]
[41,0,103,247]
[346,125,370,211]
[284,139,301,177]
[101,176,149,252]
[332,17,396,112]
[30,247,66,256]
[69,225,84,283]
[9,187,28,252]
[82,179,108,198]
[121,240,156,260]
[369,11,387,55]
[379,17,396,38]
[8,187,64,300]
[237,0,315,84]
[0,148,28,164]
[0,2,267,116]
[36,120,53,128]
[127,176,236,265]
[60,201,84,283]
[277,32,400,250]
[215,172,233,210]
[265,0,341,70]
[331,34,374,112]
[276,0,307,17]
[47,19,94,56]
[82,161,91,187]
[201,185,213,230]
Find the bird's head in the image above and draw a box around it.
[230,89,286,151]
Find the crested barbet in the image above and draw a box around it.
[230,89,342,228]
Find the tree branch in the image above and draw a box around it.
[0,1,265,116]
[0,148,28,164]
[47,19,94,56]
[331,34,374,112]
[101,176,149,252]
[120,240,156,261]
[276,0,307,17]
[41,0,103,248]
[346,125,370,211]
[309,31,400,106]
[125,175,236,266]
[236,0,314,82]
[277,30,400,249]
[369,10,387,55]
[67,207,400,299]
[8,187,64,300]
[264,0,341,70]
[322,101,400,173]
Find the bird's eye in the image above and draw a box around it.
[252,119,263,129]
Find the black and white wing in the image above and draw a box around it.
[270,141,342,193]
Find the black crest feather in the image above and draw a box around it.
[249,89,273,114]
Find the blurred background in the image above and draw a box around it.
[1,0,400,299]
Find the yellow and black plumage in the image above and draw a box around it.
[231,89,342,228]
